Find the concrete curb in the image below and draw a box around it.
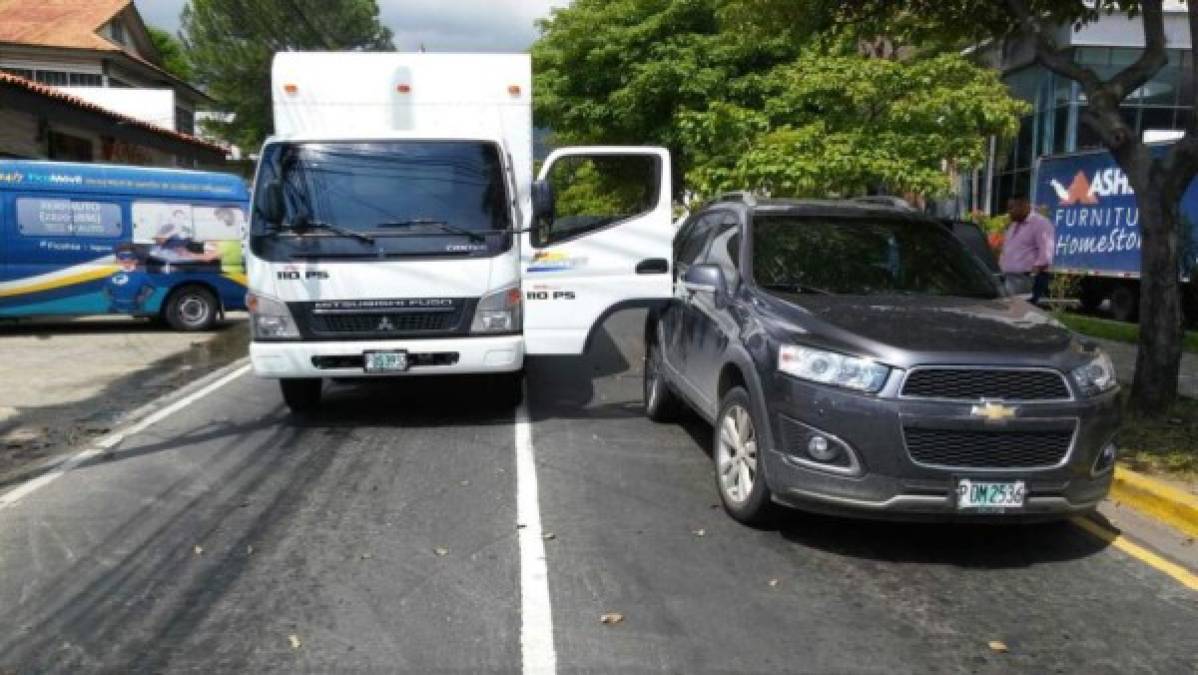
[1110,465,1198,540]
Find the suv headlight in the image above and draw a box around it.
[778,345,891,393]
[1071,350,1117,397]
[471,285,522,334]
[246,292,300,340]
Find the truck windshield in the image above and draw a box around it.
[251,141,510,256]
[752,216,1001,299]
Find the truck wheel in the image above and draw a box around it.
[164,285,218,332]
[280,379,323,414]
[1109,283,1139,323]
[714,387,775,525]
[644,338,682,422]
[1078,281,1105,314]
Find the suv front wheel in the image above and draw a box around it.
[714,387,774,524]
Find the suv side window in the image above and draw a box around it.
[703,214,741,289]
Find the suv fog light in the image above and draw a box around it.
[807,435,837,462]
[1092,439,1118,477]
[780,415,862,477]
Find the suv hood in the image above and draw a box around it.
[765,294,1085,366]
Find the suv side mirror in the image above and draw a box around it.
[532,179,556,224]
[257,181,285,225]
[682,263,727,296]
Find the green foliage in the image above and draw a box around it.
[180,0,394,150]
[146,26,194,82]
[533,0,1028,200]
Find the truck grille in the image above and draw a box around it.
[903,427,1074,469]
[901,368,1071,401]
[290,298,472,340]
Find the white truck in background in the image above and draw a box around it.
[245,52,675,411]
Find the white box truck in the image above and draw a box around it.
[245,52,674,411]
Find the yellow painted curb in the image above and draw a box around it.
[1110,466,1198,540]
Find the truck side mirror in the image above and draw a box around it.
[532,179,555,225]
[257,181,285,225]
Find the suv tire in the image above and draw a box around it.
[714,387,774,525]
[643,336,683,422]
[281,378,323,414]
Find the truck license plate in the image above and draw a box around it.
[364,350,409,373]
[956,479,1026,511]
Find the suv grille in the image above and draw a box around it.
[902,369,1070,401]
[903,427,1074,469]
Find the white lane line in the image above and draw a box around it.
[516,390,557,675]
[0,364,252,511]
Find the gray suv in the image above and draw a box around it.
[644,196,1120,524]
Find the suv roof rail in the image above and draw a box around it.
[851,195,916,211]
[713,191,758,207]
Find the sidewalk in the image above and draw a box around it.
[1092,337,1198,399]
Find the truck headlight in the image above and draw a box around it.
[471,285,522,334]
[1071,350,1117,397]
[246,292,300,340]
[778,345,890,393]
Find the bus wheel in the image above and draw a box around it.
[1109,283,1139,323]
[165,285,218,332]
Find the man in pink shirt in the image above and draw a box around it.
[999,194,1055,305]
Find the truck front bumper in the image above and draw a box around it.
[250,335,524,378]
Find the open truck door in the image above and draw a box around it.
[522,147,674,355]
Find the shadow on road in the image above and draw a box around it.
[0,316,246,339]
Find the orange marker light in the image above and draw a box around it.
[508,84,522,96]
[397,83,412,94]
[283,83,298,95]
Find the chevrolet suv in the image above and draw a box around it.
[643,196,1120,524]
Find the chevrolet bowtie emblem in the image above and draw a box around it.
[971,402,1017,422]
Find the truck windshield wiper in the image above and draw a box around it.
[283,218,376,245]
[374,219,489,243]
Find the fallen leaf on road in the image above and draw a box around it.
[193,545,203,556]
[246,545,254,556]
[599,613,624,625]
[543,532,556,541]
[460,480,471,487]
[434,547,449,557]
[692,529,706,537]
[988,640,1009,654]
[288,634,302,650]
[768,578,780,588]
[360,553,373,560]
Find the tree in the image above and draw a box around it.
[533,0,1026,198]
[180,0,394,151]
[835,0,1193,414]
[146,26,194,82]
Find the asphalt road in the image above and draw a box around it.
[1,310,1196,673]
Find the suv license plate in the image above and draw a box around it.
[364,350,409,373]
[956,479,1026,511]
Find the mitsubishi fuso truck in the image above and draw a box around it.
[245,53,674,411]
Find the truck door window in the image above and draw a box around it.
[535,154,659,247]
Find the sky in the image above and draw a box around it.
[135,0,569,52]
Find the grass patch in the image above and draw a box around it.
[1055,312,1198,355]
[1118,395,1198,483]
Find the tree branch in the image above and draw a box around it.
[1106,0,1168,101]
[1005,0,1101,92]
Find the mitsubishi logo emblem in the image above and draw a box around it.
[971,401,1018,423]
[377,317,395,332]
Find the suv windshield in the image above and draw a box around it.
[752,216,1000,299]
[250,141,510,259]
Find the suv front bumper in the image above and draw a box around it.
[761,374,1120,521]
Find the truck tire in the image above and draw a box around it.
[1109,283,1139,323]
[491,372,524,409]
[164,285,219,332]
[1078,280,1105,314]
[280,378,323,414]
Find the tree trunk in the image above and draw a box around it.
[1130,176,1184,414]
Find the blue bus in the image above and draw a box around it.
[0,161,250,331]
